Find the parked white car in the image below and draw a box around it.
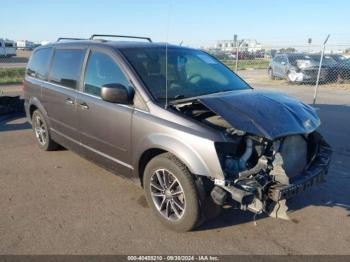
[0,39,16,57]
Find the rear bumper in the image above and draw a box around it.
[268,137,332,202]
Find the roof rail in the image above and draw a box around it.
[57,37,86,42]
[90,34,152,43]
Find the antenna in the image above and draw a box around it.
[164,0,173,109]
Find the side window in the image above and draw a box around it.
[49,49,85,89]
[274,56,281,63]
[27,48,52,80]
[281,56,288,64]
[84,51,130,97]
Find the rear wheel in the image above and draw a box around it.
[143,153,201,232]
[32,110,59,151]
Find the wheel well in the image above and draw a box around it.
[29,105,38,119]
[138,148,167,187]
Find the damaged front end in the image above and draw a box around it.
[211,132,331,219]
[175,90,332,219]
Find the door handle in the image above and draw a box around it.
[65,98,74,105]
[79,102,89,110]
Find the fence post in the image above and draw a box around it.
[313,34,330,105]
[235,43,239,72]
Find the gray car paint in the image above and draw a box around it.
[24,41,228,185]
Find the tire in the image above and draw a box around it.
[32,110,59,151]
[337,72,345,83]
[143,153,201,232]
[268,68,275,80]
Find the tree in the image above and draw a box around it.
[279,47,296,53]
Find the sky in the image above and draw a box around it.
[2,0,350,48]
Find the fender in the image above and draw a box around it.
[133,133,225,180]
[27,96,48,124]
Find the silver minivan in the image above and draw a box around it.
[24,35,331,232]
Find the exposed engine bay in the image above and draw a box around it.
[174,99,332,219]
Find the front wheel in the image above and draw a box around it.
[143,153,201,232]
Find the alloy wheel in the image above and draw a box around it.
[149,169,186,221]
[34,115,47,146]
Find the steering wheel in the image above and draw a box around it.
[188,74,203,83]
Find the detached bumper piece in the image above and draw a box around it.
[268,137,332,202]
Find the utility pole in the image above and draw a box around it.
[308,38,312,53]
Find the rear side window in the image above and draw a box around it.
[49,49,85,89]
[27,48,52,80]
[274,56,282,63]
[84,51,130,97]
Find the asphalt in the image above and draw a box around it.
[0,76,349,255]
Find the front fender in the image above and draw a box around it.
[134,133,225,180]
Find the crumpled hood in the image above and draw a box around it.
[198,90,320,140]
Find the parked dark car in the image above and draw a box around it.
[268,53,330,83]
[325,54,350,82]
[23,35,332,232]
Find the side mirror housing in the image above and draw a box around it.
[101,84,134,104]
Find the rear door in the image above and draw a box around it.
[43,47,86,141]
[76,47,134,175]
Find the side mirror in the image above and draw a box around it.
[101,83,134,104]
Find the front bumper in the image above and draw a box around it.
[268,136,332,202]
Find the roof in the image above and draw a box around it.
[38,39,183,51]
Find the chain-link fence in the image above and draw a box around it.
[206,42,350,103]
[1,39,350,101]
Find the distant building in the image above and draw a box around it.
[40,41,50,46]
[214,39,262,52]
[16,40,35,50]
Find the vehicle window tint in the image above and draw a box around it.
[49,49,85,89]
[274,56,281,63]
[84,51,130,97]
[26,48,52,80]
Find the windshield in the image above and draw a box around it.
[310,55,336,65]
[121,47,250,102]
[288,54,314,66]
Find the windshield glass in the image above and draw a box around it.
[310,55,336,65]
[121,47,250,102]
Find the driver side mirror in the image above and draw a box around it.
[101,83,134,104]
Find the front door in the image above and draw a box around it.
[76,48,134,175]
